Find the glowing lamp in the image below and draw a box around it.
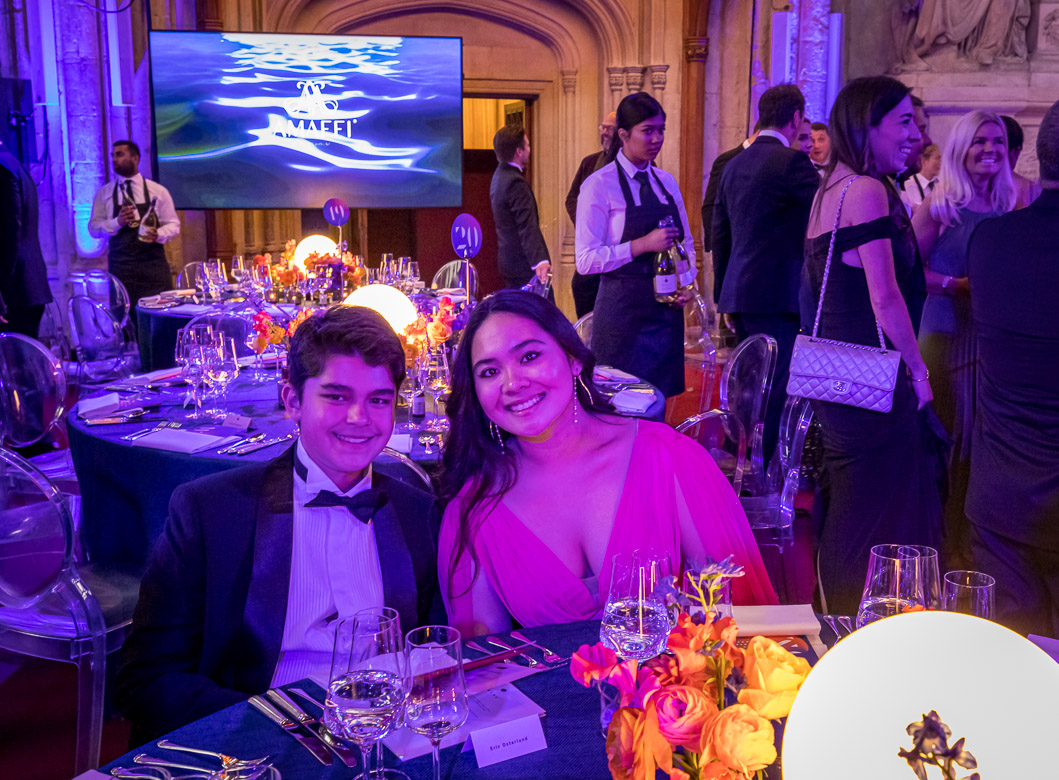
[343,285,418,335]
[782,611,1059,778]
[292,235,337,271]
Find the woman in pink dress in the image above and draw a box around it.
[437,291,776,637]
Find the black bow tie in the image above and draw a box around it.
[306,489,389,524]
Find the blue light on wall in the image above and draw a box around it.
[73,203,106,257]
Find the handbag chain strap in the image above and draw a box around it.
[810,175,888,351]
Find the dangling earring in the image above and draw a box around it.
[489,420,506,452]
[572,376,580,424]
[576,373,592,400]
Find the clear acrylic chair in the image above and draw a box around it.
[720,333,777,497]
[38,299,72,364]
[175,260,205,291]
[574,311,593,348]
[184,312,257,360]
[431,260,479,300]
[0,447,139,774]
[684,293,718,414]
[675,409,747,494]
[740,395,814,551]
[0,334,68,448]
[69,270,131,329]
[375,447,433,492]
[521,274,552,299]
[66,295,134,385]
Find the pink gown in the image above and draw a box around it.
[438,421,778,636]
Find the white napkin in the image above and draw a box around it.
[732,604,820,637]
[387,432,412,453]
[594,366,639,383]
[132,429,241,454]
[77,393,121,419]
[611,388,655,414]
[118,367,183,387]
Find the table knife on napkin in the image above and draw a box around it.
[248,695,332,765]
[266,689,358,767]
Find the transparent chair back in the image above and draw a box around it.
[184,312,257,359]
[431,260,479,299]
[521,274,551,299]
[69,270,131,328]
[684,293,718,414]
[675,409,747,495]
[66,295,130,383]
[0,334,68,448]
[375,447,433,492]
[37,300,71,362]
[720,333,777,497]
[573,312,593,349]
[175,260,206,291]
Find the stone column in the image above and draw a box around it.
[607,66,625,104]
[681,0,709,284]
[624,65,646,94]
[648,64,670,100]
[797,0,830,123]
[560,68,577,251]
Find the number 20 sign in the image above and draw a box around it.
[450,213,483,259]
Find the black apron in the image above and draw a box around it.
[108,179,173,308]
[592,163,685,398]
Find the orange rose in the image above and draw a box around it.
[426,320,452,346]
[652,685,719,752]
[701,704,776,775]
[605,707,644,780]
[570,643,619,688]
[736,635,810,720]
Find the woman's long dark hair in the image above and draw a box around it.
[815,75,912,224]
[439,290,609,594]
[604,91,666,164]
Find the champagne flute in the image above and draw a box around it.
[600,550,670,661]
[856,544,925,629]
[326,610,410,780]
[942,570,996,619]
[422,351,450,434]
[404,626,468,780]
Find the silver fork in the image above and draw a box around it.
[122,421,181,441]
[837,615,854,635]
[486,636,542,667]
[157,740,270,771]
[510,630,564,663]
[466,639,516,665]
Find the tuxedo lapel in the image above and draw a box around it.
[371,472,419,632]
[242,446,295,692]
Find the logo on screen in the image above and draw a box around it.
[277,80,356,141]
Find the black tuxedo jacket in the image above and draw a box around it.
[701,143,745,259]
[712,136,819,314]
[565,150,606,224]
[0,148,52,317]
[490,163,550,286]
[116,447,444,742]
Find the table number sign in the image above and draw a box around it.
[450,213,483,259]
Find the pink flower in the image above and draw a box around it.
[609,659,662,709]
[570,643,619,688]
[652,685,719,752]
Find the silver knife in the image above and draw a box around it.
[248,695,332,765]
[232,432,296,455]
[266,689,358,767]
[218,432,265,454]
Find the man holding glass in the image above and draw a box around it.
[117,306,444,743]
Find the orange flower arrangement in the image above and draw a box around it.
[250,307,318,354]
[571,558,810,780]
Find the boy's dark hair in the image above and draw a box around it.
[113,139,141,158]
[757,84,806,130]
[493,124,527,164]
[287,305,407,397]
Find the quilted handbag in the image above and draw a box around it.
[787,175,901,413]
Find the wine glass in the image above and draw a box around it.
[231,255,248,290]
[855,544,926,629]
[421,352,450,434]
[600,550,670,661]
[901,544,942,610]
[942,570,996,619]
[398,371,423,432]
[206,337,240,416]
[204,259,226,302]
[403,626,468,780]
[178,342,207,420]
[326,609,410,780]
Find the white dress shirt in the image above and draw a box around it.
[575,150,696,275]
[900,172,936,213]
[87,173,181,243]
[755,129,789,145]
[270,440,385,687]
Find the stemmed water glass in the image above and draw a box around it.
[403,626,468,780]
[176,325,214,419]
[421,351,450,434]
[203,259,226,302]
[231,255,249,292]
[901,544,942,610]
[856,544,926,629]
[398,366,423,432]
[600,550,671,661]
[942,570,996,619]
[206,337,240,417]
[325,609,410,780]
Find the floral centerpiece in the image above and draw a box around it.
[249,307,317,354]
[571,559,810,780]
[402,295,469,361]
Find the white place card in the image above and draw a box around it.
[387,431,412,453]
[468,713,547,768]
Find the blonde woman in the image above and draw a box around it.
[912,109,1017,569]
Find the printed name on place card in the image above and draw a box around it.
[469,713,547,768]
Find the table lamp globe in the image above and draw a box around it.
[343,285,418,334]
[292,235,337,271]
[782,611,1059,779]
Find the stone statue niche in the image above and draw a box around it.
[892,0,1032,71]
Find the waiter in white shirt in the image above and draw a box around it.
[88,140,179,318]
[575,92,696,401]
[901,142,941,214]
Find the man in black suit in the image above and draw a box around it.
[701,122,759,262]
[117,306,443,742]
[0,139,52,339]
[565,111,615,317]
[713,84,819,459]
[490,124,551,290]
[966,98,1059,637]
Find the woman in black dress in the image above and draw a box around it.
[802,77,943,615]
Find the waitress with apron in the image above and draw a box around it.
[575,92,696,400]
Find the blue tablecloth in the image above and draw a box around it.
[103,621,611,780]
[67,370,441,569]
[136,301,208,372]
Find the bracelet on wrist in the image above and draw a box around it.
[906,367,930,382]
[941,275,951,291]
